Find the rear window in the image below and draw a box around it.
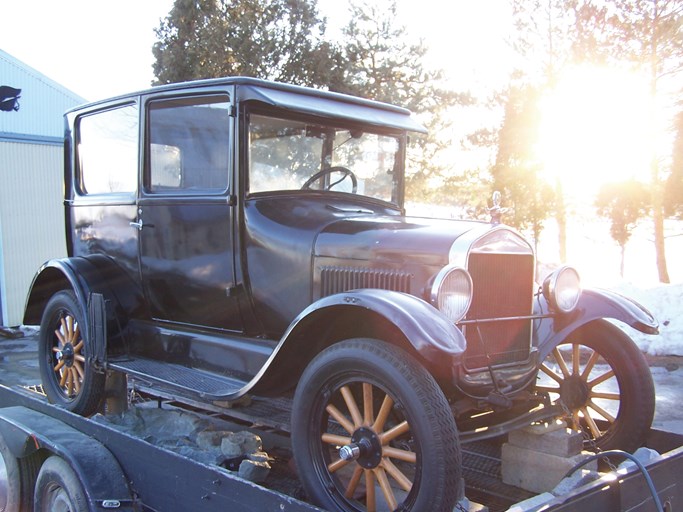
[76,103,139,195]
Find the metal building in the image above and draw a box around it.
[0,49,85,327]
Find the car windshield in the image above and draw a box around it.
[248,113,402,204]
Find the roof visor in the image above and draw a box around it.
[238,84,427,134]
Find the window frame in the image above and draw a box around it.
[243,104,407,208]
[142,93,233,197]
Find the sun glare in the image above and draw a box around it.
[537,65,653,198]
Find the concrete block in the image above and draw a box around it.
[501,442,597,494]
[617,447,660,472]
[552,469,601,496]
[508,422,583,457]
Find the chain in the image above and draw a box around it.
[558,399,618,472]
[454,500,469,512]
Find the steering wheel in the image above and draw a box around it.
[301,166,357,194]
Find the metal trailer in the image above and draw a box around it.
[0,383,321,512]
[0,381,681,512]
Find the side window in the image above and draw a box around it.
[147,95,230,193]
[77,104,138,195]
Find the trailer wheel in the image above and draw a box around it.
[0,432,41,511]
[39,290,105,416]
[536,320,655,452]
[291,338,462,512]
[34,456,87,512]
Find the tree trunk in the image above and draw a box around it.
[555,179,567,263]
[649,0,670,284]
[653,199,670,283]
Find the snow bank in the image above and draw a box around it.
[610,282,683,357]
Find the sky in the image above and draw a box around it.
[0,0,513,102]
[1,0,176,101]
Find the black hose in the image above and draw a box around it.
[563,449,664,512]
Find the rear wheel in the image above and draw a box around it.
[0,432,41,511]
[292,339,462,512]
[38,291,105,416]
[536,320,655,452]
[33,456,88,512]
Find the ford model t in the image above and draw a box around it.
[24,77,657,511]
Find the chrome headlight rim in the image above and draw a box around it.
[430,265,473,323]
[543,265,581,313]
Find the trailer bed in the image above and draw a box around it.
[0,334,681,511]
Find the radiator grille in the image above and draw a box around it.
[320,266,412,297]
[464,253,535,368]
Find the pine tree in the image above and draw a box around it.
[152,0,343,88]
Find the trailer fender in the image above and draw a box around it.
[534,287,659,360]
[0,406,136,510]
[250,289,466,395]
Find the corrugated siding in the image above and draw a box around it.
[0,49,86,139]
[0,141,67,325]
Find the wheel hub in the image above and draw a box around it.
[56,343,75,368]
[560,375,589,409]
[339,427,383,469]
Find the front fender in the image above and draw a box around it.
[534,287,658,359]
[249,289,466,395]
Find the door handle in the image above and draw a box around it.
[129,220,144,231]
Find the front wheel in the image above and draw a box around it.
[291,339,462,512]
[536,320,655,453]
[38,290,105,416]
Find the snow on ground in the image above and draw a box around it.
[610,282,683,356]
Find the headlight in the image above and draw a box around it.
[543,266,581,313]
[430,266,473,323]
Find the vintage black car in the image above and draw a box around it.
[24,77,657,512]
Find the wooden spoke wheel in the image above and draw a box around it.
[51,313,85,399]
[536,320,655,452]
[292,339,462,512]
[321,382,417,510]
[39,291,104,416]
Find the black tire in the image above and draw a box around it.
[0,432,41,511]
[535,319,655,452]
[38,290,105,416]
[291,339,462,512]
[33,456,88,512]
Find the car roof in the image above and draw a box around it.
[67,76,428,134]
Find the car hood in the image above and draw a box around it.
[314,215,494,267]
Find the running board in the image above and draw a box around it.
[109,358,248,402]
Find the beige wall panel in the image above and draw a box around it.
[0,142,66,326]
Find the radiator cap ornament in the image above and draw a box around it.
[488,191,508,225]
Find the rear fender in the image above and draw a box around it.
[249,289,466,395]
[23,256,144,363]
[534,287,658,360]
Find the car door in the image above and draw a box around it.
[136,92,242,330]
